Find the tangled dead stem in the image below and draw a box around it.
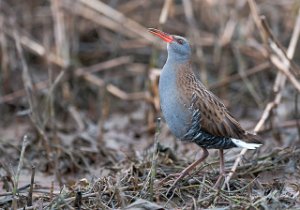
[0,0,300,209]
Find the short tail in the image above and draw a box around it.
[231,131,262,149]
[231,138,262,149]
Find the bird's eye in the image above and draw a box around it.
[177,39,184,45]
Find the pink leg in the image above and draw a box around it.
[170,147,209,188]
[213,149,225,189]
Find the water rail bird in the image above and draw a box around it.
[148,28,262,188]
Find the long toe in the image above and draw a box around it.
[213,174,225,189]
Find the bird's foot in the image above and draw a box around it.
[159,171,189,196]
[213,174,224,189]
[160,166,199,185]
[158,173,181,186]
[166,183,176,196]
[213,172,231,190]
[164,147,209,195]
[166,175,185,196]
[165,170,199,195]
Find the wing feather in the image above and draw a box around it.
[193,84,254,140]
[176,62,260,142]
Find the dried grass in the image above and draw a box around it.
[0,0,300,209]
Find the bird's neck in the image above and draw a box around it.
[160,58,194,100]
[160,57,189,89]
[167,53,191,63]
[164,56,192,76]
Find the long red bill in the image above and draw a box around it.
[148,28,174,43]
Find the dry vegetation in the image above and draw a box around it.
[0,0,300,209]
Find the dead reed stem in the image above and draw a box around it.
[148,118,161,200]
[12,135,29,209]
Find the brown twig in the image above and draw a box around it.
[149,118,161,200]
[106,84,150,101]
[0,56,134,104]
[159,0,173,25]
[14,29,53,159]
[74,191,82,209]
[209,62,270,90]
[12,135,29,210]
[26,166,36,207]
[78,0,157,43]
[3,27,65,67]
[295,92,300,141]
[51,0,70,66]
[75,56,133,76]
[259,17,300,92]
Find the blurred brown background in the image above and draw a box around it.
[0,0,300,209]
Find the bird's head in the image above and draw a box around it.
[148,28,191,61]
